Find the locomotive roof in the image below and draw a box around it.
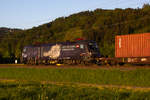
[24,40,96,47]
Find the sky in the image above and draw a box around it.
[0,0,149,29]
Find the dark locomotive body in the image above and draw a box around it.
[21,40,100,65]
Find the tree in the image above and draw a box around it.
[142,4,150,12]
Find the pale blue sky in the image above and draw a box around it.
[0,0,149,29]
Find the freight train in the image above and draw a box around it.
[99,33,150,65]
[21,33,150,65]
[21,40,101,65]
[114,33,150,65]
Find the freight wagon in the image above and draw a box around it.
[99,33,150,65]
[21,40,101,65]
[115,33,150,64]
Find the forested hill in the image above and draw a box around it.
[0,4,150,59]
[0,27,21,38]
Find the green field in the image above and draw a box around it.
[0,67,150,87]
[0,82,150,100]
[0,67,150,99]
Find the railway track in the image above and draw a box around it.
[0,64,150,70]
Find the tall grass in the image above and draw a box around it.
[0,67,150,86]
[0,82,150,100]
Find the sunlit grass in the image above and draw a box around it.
[0,82,150,100]
[0,67,150,87]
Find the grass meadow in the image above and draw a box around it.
[0,67,150,87]
[0,66,150,99]
[0,82,150,100]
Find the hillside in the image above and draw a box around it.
[0,27,22,42]
[0,27,21,35]
[0,4,150,60]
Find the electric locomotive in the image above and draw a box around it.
[21,40,100,65]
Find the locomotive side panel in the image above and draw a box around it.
[42,44,61,59]
[59,43,88,60]
[58,40,100,61]
[22,46,36,64]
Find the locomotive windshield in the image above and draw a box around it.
[88,42,99,52]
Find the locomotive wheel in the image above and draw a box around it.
[72,60,77,65]
[82,56,92,65]
[84,60,92,65]
[27,59,33,65]
[63,60,73,65]
[75,60,81,65]
[27,59,30,65]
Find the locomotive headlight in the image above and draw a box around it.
[76,44,80,48]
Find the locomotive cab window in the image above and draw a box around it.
[80,44,84,49]
[88,42,99,51]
